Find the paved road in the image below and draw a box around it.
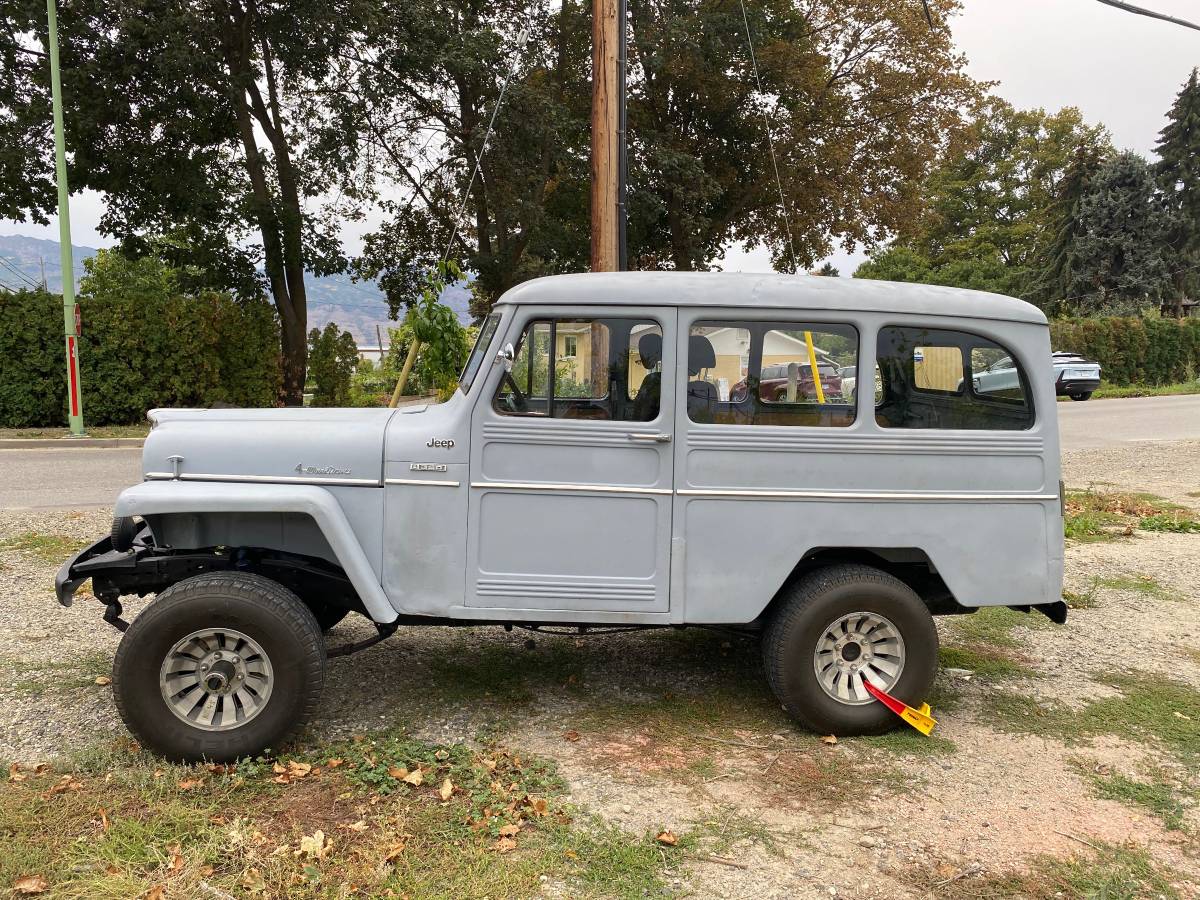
[1056,393,1200,451]
[1,395,1197,510]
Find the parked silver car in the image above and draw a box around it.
[57,272,1066,761]
[1051,351,1102,401]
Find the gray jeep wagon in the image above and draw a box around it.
[57,272,1066,762]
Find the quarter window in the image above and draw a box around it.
[686,322,858,426]
[459,313,500,392]
[494,318,661,421]
[875,326,1033,430]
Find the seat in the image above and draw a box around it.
[686,335,718,422]
[632,332,663,421]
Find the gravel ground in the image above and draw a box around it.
[1,441,1198,898]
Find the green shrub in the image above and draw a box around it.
[0,251,281,427]
[306,323,358,407]
[1049,316,1200,385]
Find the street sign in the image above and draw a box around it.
[74,303,81,337]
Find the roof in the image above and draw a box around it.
[497,272,1048,326]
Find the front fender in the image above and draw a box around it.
[114,480,397,623]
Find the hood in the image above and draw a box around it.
[143,407,397,486]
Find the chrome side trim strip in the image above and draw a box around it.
[385,478,461,488]
[677,488,1058,502]
[144,472,380,487]
[471,481,673,496]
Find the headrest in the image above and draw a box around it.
[688,334,716,376]
[638,332,662,366]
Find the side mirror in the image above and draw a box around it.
[495,342,515,372]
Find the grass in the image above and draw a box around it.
[986,671,1200,760]
[0,424,149,440]
[1090,380,1200,400]
[1084,769,1189,831]
[1062,581,1101,609]
[0,531,89,565]
[0,651,113,696]
[853,729,957,757]
[1064,489,1200,542]
[947,606,1049,650]
[914,841,1180,900]
[0,730,689,899]
[939,645,1033,680]
[1094,572,1184,602]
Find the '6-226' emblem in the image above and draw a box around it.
[295,463,352,476]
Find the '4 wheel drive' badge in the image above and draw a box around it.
[295,463,352,476]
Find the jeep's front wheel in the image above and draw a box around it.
[113,572,326,762]
[762,564,938,736]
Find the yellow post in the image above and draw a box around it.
[388,340,421,408]
[803,331,825,404]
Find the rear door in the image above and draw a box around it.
[466,307,677,616]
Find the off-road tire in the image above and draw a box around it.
[1069,391,1093,402]
[762,564,938,736]
[113,572,326,762]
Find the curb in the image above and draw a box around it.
[0,437,145,450]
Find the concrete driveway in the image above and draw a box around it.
[1,394,1197,509]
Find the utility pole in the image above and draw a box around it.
[590,0,619,274]
[47,0,85,435]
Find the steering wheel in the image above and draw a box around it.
[500,371,529,413]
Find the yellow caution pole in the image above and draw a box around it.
[803,331,825,404]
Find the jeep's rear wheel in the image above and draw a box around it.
[113,572,326,762]
[762,564,938,736]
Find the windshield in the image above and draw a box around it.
[459,313,501,393]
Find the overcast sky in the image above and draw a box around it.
[5,0,1200,278]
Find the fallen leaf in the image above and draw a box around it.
[563,730,580,743]
[525,795,548,816]
[104,865,121,876]
[387,766,408,779]
[144,886,166,900]
[177,779,203,791]
[272,762,287,775]
[656,830,678,846]
[492,836,517,853]
[241,868,265,891]
[98,808,110,831]
[383,841,406,863]
[480,757,497,772]
[564,849,579,860]
[287,761,312,779]
[402,769,423,787]
[168,843,184,873]
[821,734,838,745]
[339,820,368,832]
[94,675,112,686]
[8,762,26,782]
[498,823,521,837]
[12,875,49,894]
[199,864,214,877]
[434,749,450,761]
[1175,711,1192,721]
[298,830,331,860]
[438,778,454,802]
[326,757,345,768]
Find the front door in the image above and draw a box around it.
[467,308,676,615]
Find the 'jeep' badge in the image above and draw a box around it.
[426,438,455,448]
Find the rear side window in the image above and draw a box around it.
[686,321,858,426]
[875,326,1033,430]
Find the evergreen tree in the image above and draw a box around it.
[1031,141,1107,313]
[1064,152,1174,315]
[1155,68,1200,316]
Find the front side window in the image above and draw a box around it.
[459,313,501,392]
[494,318,661,421]
[687,321,858,426]
[875,326,1033,430]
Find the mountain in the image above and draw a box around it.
[0,234,474,346]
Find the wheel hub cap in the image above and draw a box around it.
[159,629,273,731]
[814,612,905,706]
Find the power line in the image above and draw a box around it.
[737,0,797,272]
[0,256,40,290]
[1093,0,1200,33]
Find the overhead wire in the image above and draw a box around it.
[737,0,797,272]
[1093,0,1200,33]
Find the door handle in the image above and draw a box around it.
[628,432,672,443]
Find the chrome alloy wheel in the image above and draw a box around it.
[158,629,274,731]
[813,612,905,705]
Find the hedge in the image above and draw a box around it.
[1048,316,1200,386]
[0,253,281,428]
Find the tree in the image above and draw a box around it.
[307,323,359,407]
[1062,152,1174,315]
[1029,141,1107,310]
[812,263,839,277]
[1155,67,1200,316]
[9,0,397,404]
[0,3,54,224]
[357,0,981,315]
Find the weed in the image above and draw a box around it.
[1062,580,1101,609]
[1063,489,1200,542]
[947,606,1047,650]
[1139,512,1200,534]
[915,841,1179,900]
[853,729,957,756]
[1087,771,1187,831]
[939,645,1033,680]
[1095,572,1183,601]
[684,806,783,857]
[0,532,88,565]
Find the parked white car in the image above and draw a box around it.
[1050,351,1102,401]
